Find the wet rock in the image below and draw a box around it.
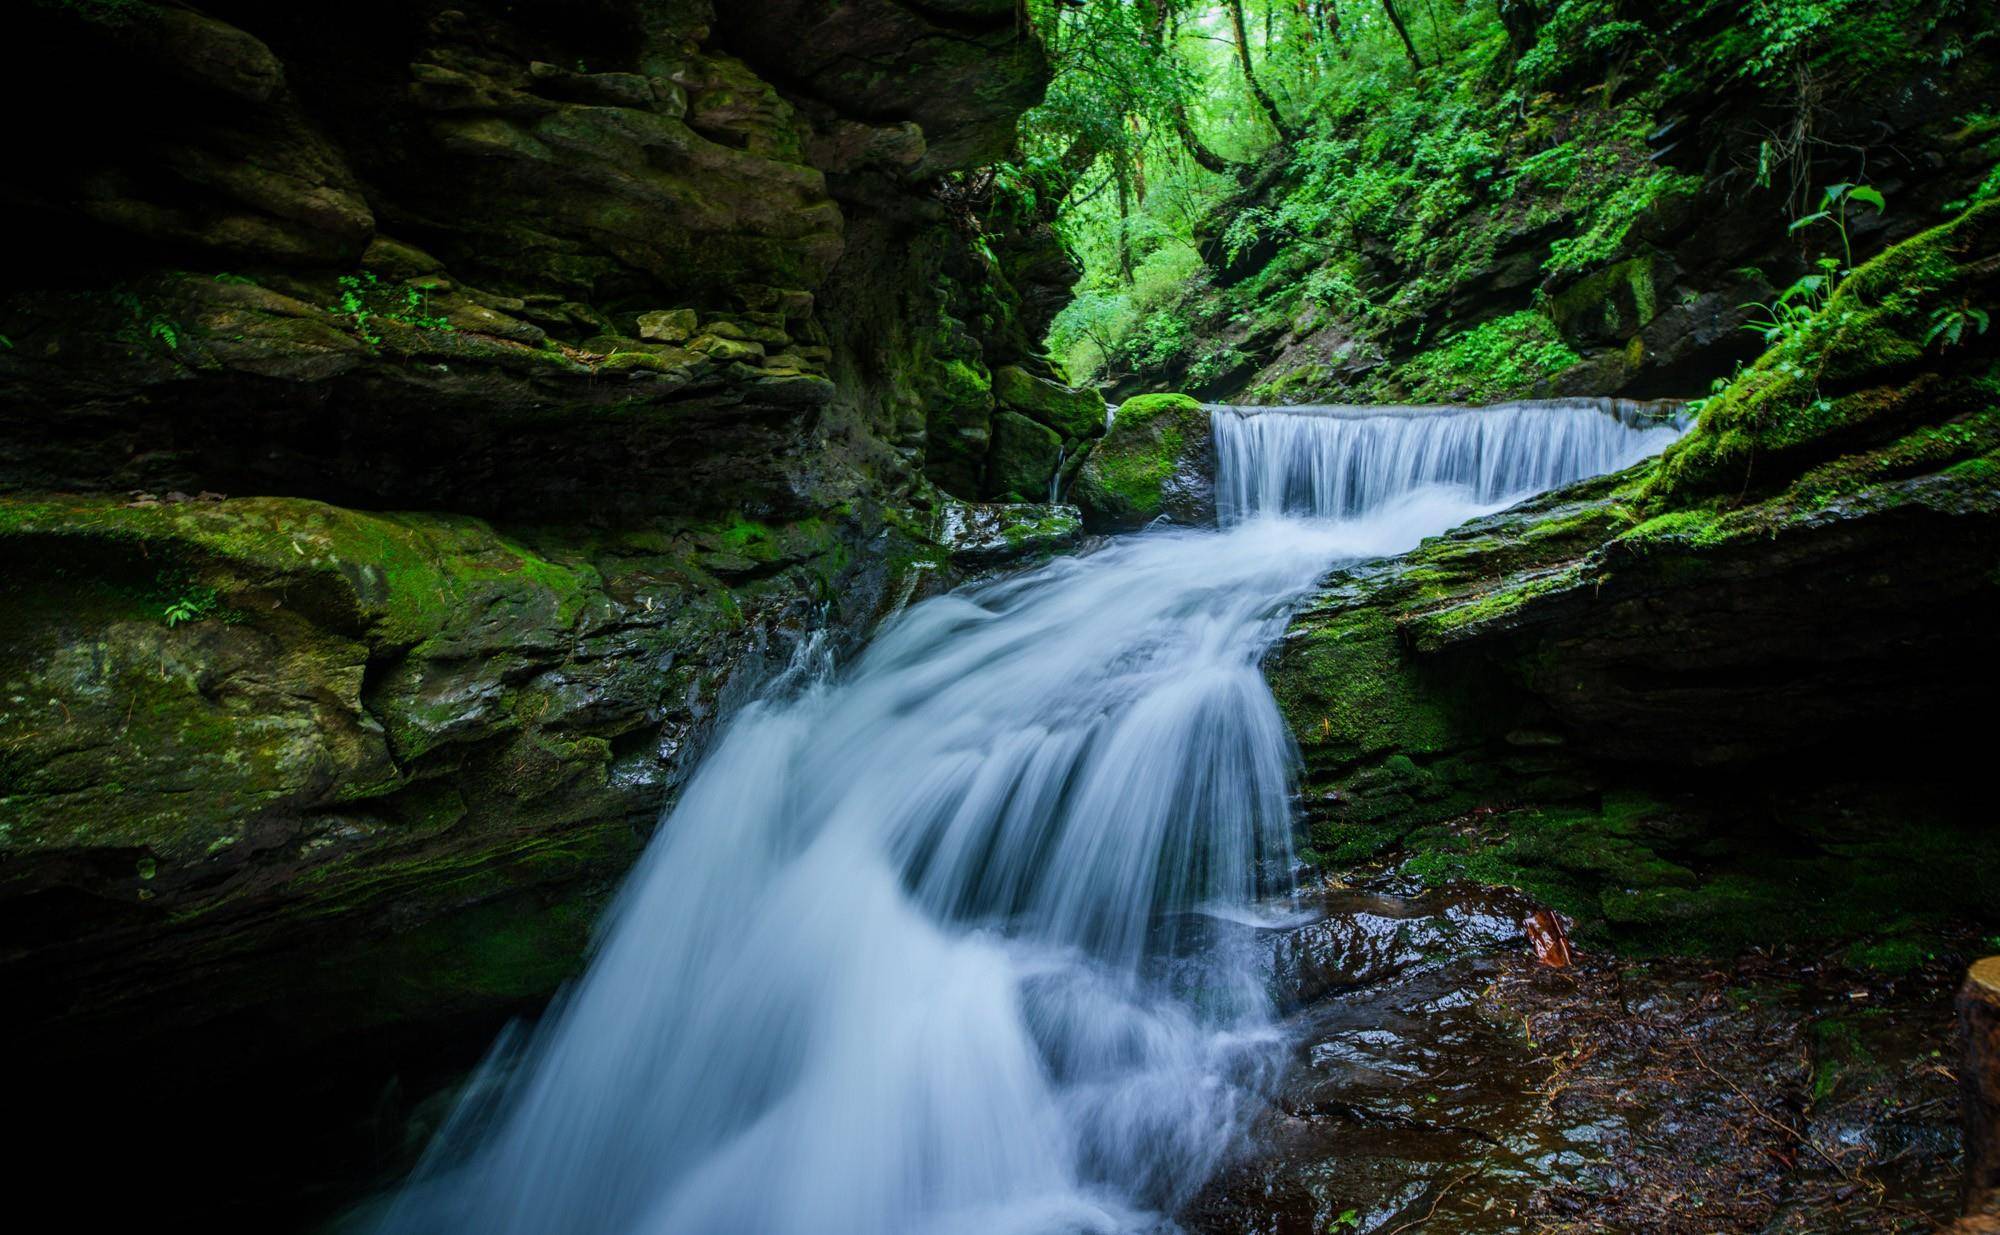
[993,364,1106,440]
[688,333,765,364]
[987,411,1064,504]
[1549,254,1667,347]
[1272,884,1535,1010]
[1072,393,1215,531]
[935,500,1083,565]
[1192,940,1969,1235]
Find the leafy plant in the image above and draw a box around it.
[1788,182,1885,272]
[1926,302,1991,350]
[331,271,454,346]
[1742,183,1887,346]
[1740,260,1838,345]
[153,573,223,627]
[1400,310,1581,402]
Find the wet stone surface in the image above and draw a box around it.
[1184,877,1968,1234]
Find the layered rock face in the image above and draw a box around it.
[0,0,1079,1222]
[1267,202,2000,958]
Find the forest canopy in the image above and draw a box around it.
[1002,0,1992,392]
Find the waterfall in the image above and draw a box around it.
[1213,398,1685,522]
[369,401,1683,1235]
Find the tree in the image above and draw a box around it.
[1379,0,1425,70]
[1225,0,1298,140]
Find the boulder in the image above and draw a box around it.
[922,358,996,498]
[1071,393,1216,530]
[935,499,1083,565]
[993,364,1106,440]
[986,411,1063,503]
[636,308,699,342]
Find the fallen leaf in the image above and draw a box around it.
[1525,910,1574,968]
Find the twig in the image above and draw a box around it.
[1383,1168,1478,1235]
[1682,1037,1875,1194]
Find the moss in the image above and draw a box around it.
[1618,507,1733,549]
[1783,407,2000,507]
[598,349,691,376]
[1274,607,1473,766]
[0,493,596,650]
[1648,199,2000,505]
[1548,254,1662,340]
[992,365,1105,440]
[987,410,1063,503]
[1070,392,1206,527]
[1388,792,1996,959]
[1403,561,1589,649]
[1808,1018,1874,1102]
[923,357,997,494]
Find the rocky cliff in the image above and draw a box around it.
[1265,200,2000,961]
[0,0,1084,1222]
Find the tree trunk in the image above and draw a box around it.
[1114,159,1134,284]
[1149,0,1247,176]
[1497,0,1547,55]
[1226,0,1295,140]
[1380,0,1424,70]
[1963,958,2000,1221]
[1174,105,1240,176]
[1321,0,1347,58]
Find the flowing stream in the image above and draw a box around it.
[373,400,1684,1235]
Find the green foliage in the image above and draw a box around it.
[1741,183,1888,346]
[149,569,226,628]
[1514,0,1647,89]
[1017,0,1977,396]
[330,271,453,346]
[1399,311,1581,403]
[1543,170,1701,277]
[110,291,184,355]
[1926,302,1991,349]
[1740,261,1839,346]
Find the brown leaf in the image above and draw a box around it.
[1525,910,1574,968]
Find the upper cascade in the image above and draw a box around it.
[1212,399,1687,523]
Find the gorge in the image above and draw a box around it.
[2,1,1997,1232]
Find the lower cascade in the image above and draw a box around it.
[371,401,1685,1235]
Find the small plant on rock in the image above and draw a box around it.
[331,272,454,346]
[1740,182,1887,346]
[1926,301,1991,350]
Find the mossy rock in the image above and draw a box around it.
[923,356,996,497]
[1648,199,2000,505]
[986,410,1063,503]
[992,365,1106,440]
[1070,393,1215,530]
[1549,254,1663,346]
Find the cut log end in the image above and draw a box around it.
[1957,956,2000,1226]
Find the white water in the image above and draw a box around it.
[372,400,1682,1235]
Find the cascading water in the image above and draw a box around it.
[369,399,1684,1235]
[1211,398,1684,522]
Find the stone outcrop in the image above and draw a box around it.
[0,0,1071,1221]
[1264,203,2000,959]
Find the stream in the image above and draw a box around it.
[368,401,1687,1235]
